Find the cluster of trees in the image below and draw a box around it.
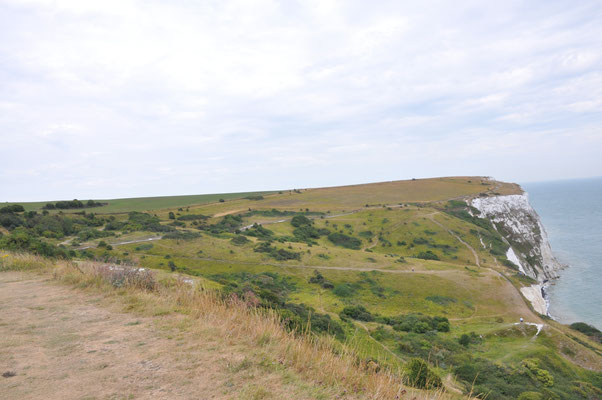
[0,231,72,258]
[119,212,175,233]
[0,204,25,213]
[244,224,274,239]
[289,215,330,244]
[0,207,106,239]
[43,199,106,210]
[340,305,451,333]
[197,214,243,234]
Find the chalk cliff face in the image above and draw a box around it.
[470,194,563,282]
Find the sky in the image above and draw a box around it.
[1,0,601,202]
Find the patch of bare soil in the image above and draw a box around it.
[0,272,323,400]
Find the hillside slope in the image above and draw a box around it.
[1,176,600,400]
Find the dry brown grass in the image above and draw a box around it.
[1,251,463,400]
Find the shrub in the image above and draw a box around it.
[231,235,250,245]
[200,214,243,234]
[77,228,113,241]
[168,212,175,219]
[0,213,23,229]
[291,215,312,227]
[413,237,429,245]
[384,314,450,334]
[332,283,355,297]
[292,225,328,242]
[254,242,301,261]
[328,233,361,250]
[569,322,601,342]
[280,303,345,339]
[522,359,554,387]
[244,224,274,239]
[406,358,442,389]
[340,305,374,322]
[0,204,25,213]
[308,270,325,284]
[163,231,201,240]
[416,250,439,260]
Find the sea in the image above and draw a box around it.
[523,177,602,330]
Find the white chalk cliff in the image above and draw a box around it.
[470,193,564,315]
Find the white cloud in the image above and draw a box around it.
[0,0,601,200]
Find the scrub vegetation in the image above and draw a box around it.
[1,177,600,400]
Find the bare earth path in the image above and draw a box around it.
[0,272,324,400]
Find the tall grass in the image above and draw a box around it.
[0,251,458,400]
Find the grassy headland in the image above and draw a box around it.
[1,177,600,400]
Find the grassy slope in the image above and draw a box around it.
[1,252,453,400]
[3,176,600,399]
[4,176,520,214]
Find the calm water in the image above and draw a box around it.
[523,177,602,330]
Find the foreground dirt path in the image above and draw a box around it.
[0,272,324,400]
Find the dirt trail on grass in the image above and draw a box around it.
[0,272,325,400]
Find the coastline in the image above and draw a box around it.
[522,178,602,330]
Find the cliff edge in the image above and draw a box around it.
[469,192,564,315]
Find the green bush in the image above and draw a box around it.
[569,322,601,342]
[308,270,332,288]
[0,231,70,259]
[292,225,326,242]
[200,214,243,234]
[406,358,442,389]
[416,250,439,260]
[332,283,355,297]
[254,242,301,261]
[328,233,361,250]
[244,224,274,239]
[413,237,429,245]
[291,215,312,227]
[0,204,25,213]
[231,235,250,245]
[380,313,450,334]
[340,305,374,321]
[162,231,201,240]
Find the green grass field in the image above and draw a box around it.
[5,190,277,213]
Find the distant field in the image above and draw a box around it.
[4,176,521,214]
[253,176,522,211]
[5,191,277,213]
